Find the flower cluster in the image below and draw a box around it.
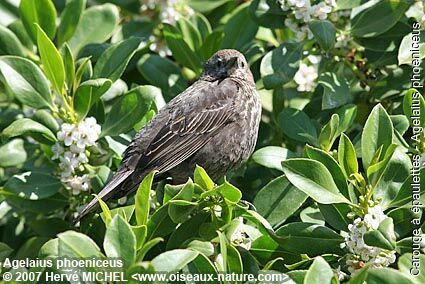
[52,117,101,195]
[278,0,336,41]
[141,0,194,24]
[229,218,252,250]
[342,205,396,274]
[294,62,318,92]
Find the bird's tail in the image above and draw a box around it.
[74,169,134,223]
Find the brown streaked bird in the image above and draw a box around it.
[77,49,261,221]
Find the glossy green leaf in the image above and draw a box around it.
[364,218,396,250]
[366,267,414,284]
[74,79,112,120]
[3,118,57,143]
[68,4,119,55]
[304,256,333,284]
[274,222,344,256]
[163,24,202,74]
[19,0,57,43]
[104,215,136,268]
[221,3,258,50]
[36,25,65,95]
[351,0,411,38]
[308,20,336,51]
[403,89,425,127]
[137,54,187,97]
[4,171,60,200]
[151,249,199,272]
[0,139,27,167]
[0,25,25,56]
[101,86,154,137]
[260,43,302,89]
[338,133,358,177]
[282,159,350,204]
[199,31,224,60]
[135,171,156,226]
[93,37,141,82]
[252,146,296,171]
[319,72,351,110]
[57,230,103,258]
[361,104,393,170]
[0,56,53,109]
[278,108,318,145]
[194,165,215,190]
[254,176,307,227]
[57,0,86,47]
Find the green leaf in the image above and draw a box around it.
[304,256,333,284]
[137,54,187,97]
[194,165,215,190]
[73,78,112,121]
[187,253,220,284]
[361,104,393,170]
[60,44,75,91]
[199,31,224,60]
[0,56,53,109]
[3,118,57,144]
[338,133,358,178]
[68,3,119,55]
[227,244,243,274]
[176,17,202,51]
[260,43,302,89]
[366,268,414,284]
[151,249,199,272]
[319,72,351,110]
[0,25,25,56]
[4,172,61,200]
[146,204,175,240]
[308,20,336,51]
[388,168,424,208]
[282,159,350,204]
[304,145,348,198]
[36,24,65,95]
[0,191,67,213]
[101,86,155,137]
[0,139,27,167]
[351,0,411,38]
[93,37,141,82]
[188,0,231,12]
[167,213,209,250]
[57,0,86,47]
[318,113,340,151]
[163,24,202,74]
[136,237,163,262]
[19,0,57,43]
[249,0,286,29]
[398,253,425,284]
[403,89,425,127]
[278,108,318,145]
[0,242,13,261]
[33,109,59,132]
[104,215,136,268]
[373,147,411,207]
[57,230,103,258]
[318,203,351,231]
[135,171,156,226]
[398,32,425,66]
[336,104,357,133]
[221,3,258,50]
[254,176,307,227]
[252,146,296,171]
[274,222,344,256]
[364,218,396,250]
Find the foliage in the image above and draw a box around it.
[0,0,424,283]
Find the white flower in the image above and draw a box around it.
[57,123,78,146]
[65,174,91,195]
[52,143,64,160]
[294,6,312,22]
[325,0,337,8]
[335,33,350,48]
[294,63,318,92]
[364,205,386,230]
[285,18,299,32]
[311,2,332,20]
[288,0,310,8]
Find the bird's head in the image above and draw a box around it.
[200,49,253,82]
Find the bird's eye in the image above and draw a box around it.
[217,58,224,68]
[240,60,245,68]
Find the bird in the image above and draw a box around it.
[76,49,261,221]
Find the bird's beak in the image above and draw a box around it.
[226,57,238,69]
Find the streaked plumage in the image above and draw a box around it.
[77,49,261,220]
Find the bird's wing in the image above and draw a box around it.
[76,79,239,221]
